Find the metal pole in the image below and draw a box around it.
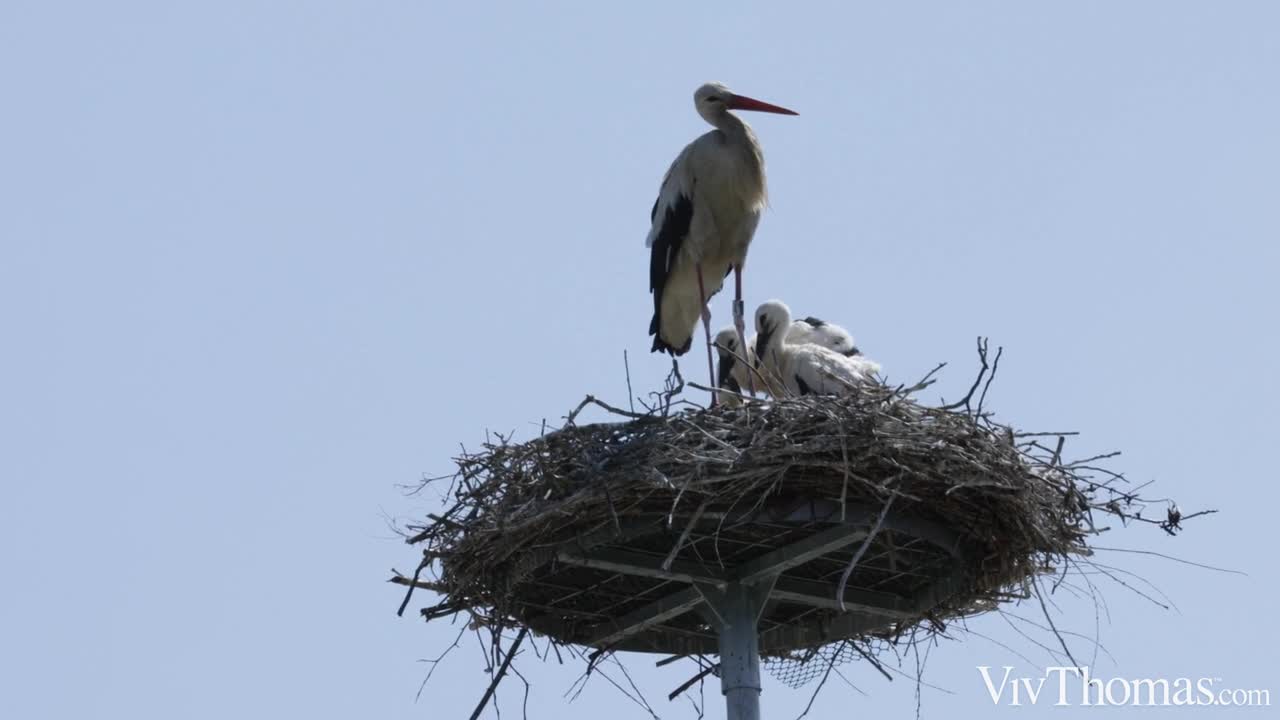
[701,580,774,720]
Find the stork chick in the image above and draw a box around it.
[789,316,862,357]
[753,300,881,398]
[714,317,862,403]
[713,327,764,406]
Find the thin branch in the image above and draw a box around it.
[849,641,893,682]
[794,641,845,720]
[468,628,527,720]
[1091,545,1242,575]
[836,493,896,610]
[976,344,1003,414]
[623,350,636,415]
[940,337,989,412]
[668,663,717,702]
[416,621,469,700]
[1033,575,1077,667]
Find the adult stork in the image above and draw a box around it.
[754,300,881,398]
[646,82,797,401]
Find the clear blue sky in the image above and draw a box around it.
[2,1,1277,717]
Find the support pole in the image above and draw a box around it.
[719,587,762,720]
[698,578,775,720]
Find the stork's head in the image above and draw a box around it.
[753,299,793,362]
[713,327,742,392]
[694,82,798,125]
[796,316,860,356]
[713,327,741,359]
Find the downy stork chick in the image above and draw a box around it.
[754,300,881,398]
[714,318,861,403]
[789,316,861,357]
[713,327,771,406]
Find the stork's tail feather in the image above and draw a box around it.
[649,312,693,355]
[650,330,692,356]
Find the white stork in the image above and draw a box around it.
[646,82,797,401]
[789,315,862,357]
[712,327,758,406]
[714,316,864,403]
[753,300,881,398]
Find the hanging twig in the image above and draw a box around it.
[662,499,708,571]
[848,641,893,682]
[836,493,897,611]
[668,663,717,702]
[468,627,528,720]
[793,641,846,720]
[1033,575,1077,667]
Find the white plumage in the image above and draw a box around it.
[646,82,797,402]
[753,300,881,398]
[715,315,869,403]
[712,327,756,406]
[787,316,861,357]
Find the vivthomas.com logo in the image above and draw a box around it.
[978,666,1271,707]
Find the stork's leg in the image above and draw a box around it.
[733,264,755,396]
[696,263,716,408]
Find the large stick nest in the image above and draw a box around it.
[397,346,1201,677]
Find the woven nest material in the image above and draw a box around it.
[398,358,1188,662]
[396,346,1212,713]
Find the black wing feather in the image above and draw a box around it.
[717,353,740,394]
[795,374,813,396]
[648,192,695,355]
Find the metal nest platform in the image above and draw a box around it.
[522,498,969,656]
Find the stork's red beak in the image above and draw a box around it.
[728,93,798,116]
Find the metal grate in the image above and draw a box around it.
[764,638,893,689]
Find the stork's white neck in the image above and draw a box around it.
[707,109,752,142]
[756,308,793,366]
[712,110,767,204]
